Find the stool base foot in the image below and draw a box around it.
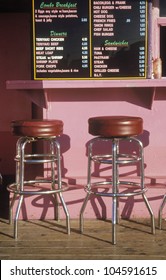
[80,192,155,244]
[158,194,166,230]
[142,193,155,235]
[9,190,70,239]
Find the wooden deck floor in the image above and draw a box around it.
[0,218,166,260]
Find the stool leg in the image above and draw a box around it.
[50,139,60,221]
[55,140,70,235]
[58,192,70,234]
[13,139,27,239]
[9,138,23,225]
[137,138,155,234]
[80,193,91,233]
[80,140,93,233]
[14,195,24,239]
[112,139,118,245]
[158,194,166,229]
[9,194,17,224]
[142,193,155,234]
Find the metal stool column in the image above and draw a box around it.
[80,116,155,244]
[8,119,70,239]
[112,138,119,245]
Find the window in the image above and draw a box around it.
[160,26,166,76]
[160,0,166,16]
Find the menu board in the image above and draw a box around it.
[32,0,150,79]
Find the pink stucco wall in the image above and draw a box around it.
[1,10,166,222]
[0,13,32,175]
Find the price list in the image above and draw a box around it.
[32,0,150,79]
[139,0,146,77]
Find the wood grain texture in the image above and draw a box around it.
[0,219,165,260]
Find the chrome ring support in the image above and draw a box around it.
[158,194,166,229]
[8,136,70,239]
[80,136,155,245]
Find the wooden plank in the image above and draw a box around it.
[0,219,166,260]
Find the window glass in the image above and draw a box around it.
[160,27,166,76]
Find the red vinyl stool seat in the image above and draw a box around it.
[80,116,155,244]
[7,119,70,239]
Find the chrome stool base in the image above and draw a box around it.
[80,136,155,245]
[8,135,70,239]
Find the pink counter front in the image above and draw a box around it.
[5,79,166,220]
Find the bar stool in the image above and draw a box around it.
[7,119,70,239]
[158,195,166,229]
[80,116,155,244]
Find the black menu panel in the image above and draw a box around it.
[32,0,150,79]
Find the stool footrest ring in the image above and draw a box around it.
[91,153,141,165]
[7,180,68,195]
[85,180,147,197]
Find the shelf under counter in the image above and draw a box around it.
[6,79,166,109]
